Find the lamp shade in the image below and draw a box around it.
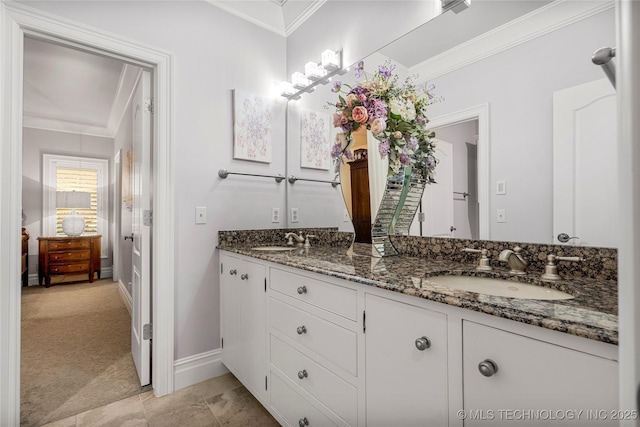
[56,191,91,209]
[56,191,91,236]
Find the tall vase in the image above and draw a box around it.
[371,165,427,257]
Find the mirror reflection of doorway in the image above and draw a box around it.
[411,119,479,239]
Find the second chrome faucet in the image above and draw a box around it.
[498,246,528,275]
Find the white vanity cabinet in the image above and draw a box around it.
[219,253,268,402]
[268,267,360,427]
[364,293,449,426]
[462,321,618,426]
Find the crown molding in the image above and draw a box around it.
[284,0,326,36]
[411,0,614,82]
[107,64,142,136]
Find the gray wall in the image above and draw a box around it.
[20,0,287,360]
[22,127,115,275]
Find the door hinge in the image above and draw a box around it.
[221,337,224,349]
[143,210,153,226]
[143,323,152,340]
[144,96,154,114]
[418,212,426,222]
[363,310,366,334]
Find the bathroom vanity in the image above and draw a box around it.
[219,237,618,427]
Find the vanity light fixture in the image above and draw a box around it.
[441,0,470,14]
[280,49,344,100]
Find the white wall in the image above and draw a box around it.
[20,0,287,360]
[426,8,615,243]
[21,127,115,275]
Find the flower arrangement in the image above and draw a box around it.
[329,60,440,179]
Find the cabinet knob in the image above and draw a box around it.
[298,417,309,427]
[297,369,308,379]
[296,325,307,335]
[240,273,249,280]
[478,359,499,377]
[229,269,237,275]
[297,286,307,295]
[415,336,431,351]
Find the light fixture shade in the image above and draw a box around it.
[292,72,310,89]
[56,191,91,236]
[56,191,91,209]
[279,81,295,97]
[321,49,341,71]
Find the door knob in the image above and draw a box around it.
[557,233,579,243]
[297,286,307,294]
[415,336,431,351]
[124,233,134,241]
[297,369,308,379]
[298,418,309,427]
[296,325,307,335]
[478,359,499,377]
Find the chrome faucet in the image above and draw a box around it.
[285,231,305,246]
[498,246,528,275]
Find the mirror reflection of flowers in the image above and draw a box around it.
[329,60,442,178]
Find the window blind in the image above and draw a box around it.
[56,167,98,235]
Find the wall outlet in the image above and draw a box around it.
[271,208,280,223]
[497,209,506,223]
[343,209,351,222]
[195,206,207,224]
[291,208,299,223]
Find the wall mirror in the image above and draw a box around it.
[286,0,617,248]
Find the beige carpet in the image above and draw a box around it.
[21,279,146,426]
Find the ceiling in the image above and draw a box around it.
[22,1,554,139]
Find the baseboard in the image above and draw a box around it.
[117,280,132,315]
[173,349,229,391]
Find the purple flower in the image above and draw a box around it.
[331,142,343,158]
[351,86,368,96]
[344,149,354,160]
[400,152,411,165]
[378,63,396,78]
[407,136,418,151]
[331,80,342,93]
[341,121,354,133]
[378,140,391,157]
[425,154,437,169]
[366,98,388,121]
[355,61,365,79]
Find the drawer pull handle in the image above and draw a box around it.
[229,269,237,275]
[296,326,307,335]
[240,274,249,280]
[297,286,307,295]
[297,369,308,379]
[415,336,431,351]
[298,417,309,427]
[478,359,499,377]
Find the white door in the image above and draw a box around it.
[131,70,152,386]
[411,139,454,236]
[553,78,617,247]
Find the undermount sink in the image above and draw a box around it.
[250,246,295,252]
[427,275,575,300]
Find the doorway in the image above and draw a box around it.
[1,3,176,425]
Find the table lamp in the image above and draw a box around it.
[56,191,91,236]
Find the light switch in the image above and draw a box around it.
[195,206,207,224]
[343,209,351,222]
[496,180,506,195]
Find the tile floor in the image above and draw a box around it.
[40,373,280,427]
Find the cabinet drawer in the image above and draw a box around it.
[270,373,338,427]
[49,263,90,275]
[269,297,357,376]
[271,268,357,321]
[49,250,90,263]
[49,239,91,251]
[271,335,357,426]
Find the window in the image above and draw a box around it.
[43,154,109,258]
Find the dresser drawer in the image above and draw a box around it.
[269,297,357,376]
[49,250,90,263]
[49,263,90,275]
[271,268,358,321]
[271,335,357,426]
[270,373,338,427]
[49,239,91,251]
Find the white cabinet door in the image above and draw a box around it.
[365,293,448,426]
[220,253,267,400]
[463,321,618,426]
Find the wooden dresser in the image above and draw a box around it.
[349,158,372,243]
[38,235,101,287]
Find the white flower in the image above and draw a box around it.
[389,98,416,121]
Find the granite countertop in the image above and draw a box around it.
[218,242,618,345]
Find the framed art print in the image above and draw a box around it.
[233,89,273,163]
[300,108,331,170]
